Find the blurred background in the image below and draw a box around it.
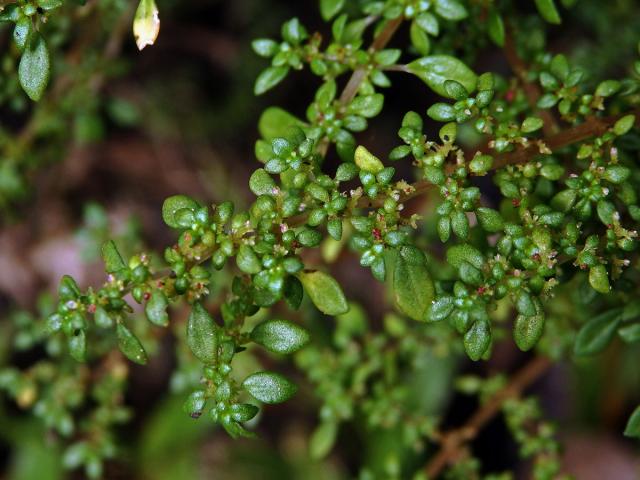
[0,0,640,478]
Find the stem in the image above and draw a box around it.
[338,17,403,105]
[424,356,552,479]
[383,64,411,73]
[361,107,638,210]
[503,26,558,136]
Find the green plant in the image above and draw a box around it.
[2,0,640,478]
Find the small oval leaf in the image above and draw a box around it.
[574,309,621,356]
[187,302,219,364]
[116,323,148,365]
[19,32,50,101]
[393,247,434,321]
[514,314,545,352]
[101,240,126,273]
[407,55,477,98]
[242,371,297,404]
[297,270,349,316]
[250,319,310,354]
[145,289,169,327]
[162,195,200,229]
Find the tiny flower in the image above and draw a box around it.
[133,0,160,51]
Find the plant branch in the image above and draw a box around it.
[338,17,403,105]
[424,356,553,479]
[503,26,558,136]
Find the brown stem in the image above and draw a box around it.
[424,356,553,479]
[503,26,558,136]
[491,109,639,170]
[293,108,637,224]
[338,17,403,105]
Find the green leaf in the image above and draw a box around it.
[613,114,635,136]
[18,32,50,101]
[309,421,338,460]
[434,0,468,21]
[603,165,630,184]
[427,102,456,122]
[407,55,477,98]
[101,240,126,273]
[415,12,439,36]
[0,4,21,22]
[116,323,148,365]
[410,20,431,55]
[251,38,278,57]
[374,49,401,66]
[336,162,358,182]
[237,245,262,274]
[446,244,484,269]
[354,145,384,173]
[595,80,620,98]
[514,314,545,351]
[254,66,289,95]
[624,406,640,438]
[13,17,31,51]
[249,168,276,196]
[183,390,206,417]
[68,331,87,362]
[574,309,621,356]
[242,371,297,404]
[187,302,219,364]
[487,9,505,47]
[476,207,503,232]
[516,292,536,317]
[145,290,169,327]
[283,275,304,310]
[464,319,491,361]
[320,0,345,20]
[618,323,640,344]
[251,319,310,354]
[588,264,610,294]
[94,306,114,328]
[450,210,469,239]
[393,247,434,321]
[230,403,259,423]
[535,0,561,24]
[521,116,544,133]
[444,80,468,100]
[258,107,305,140]
[297,270,349,315]
[427,296,455,322]
[162,195,199,229]
[348,94,384,118]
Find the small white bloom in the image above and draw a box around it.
[133,0,160,51]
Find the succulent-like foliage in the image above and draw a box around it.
[1,0,640,478]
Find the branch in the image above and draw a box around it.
[503,26,558,136]
[360,108,638,210]
[424,356,552,479]
[339,17,403,105]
